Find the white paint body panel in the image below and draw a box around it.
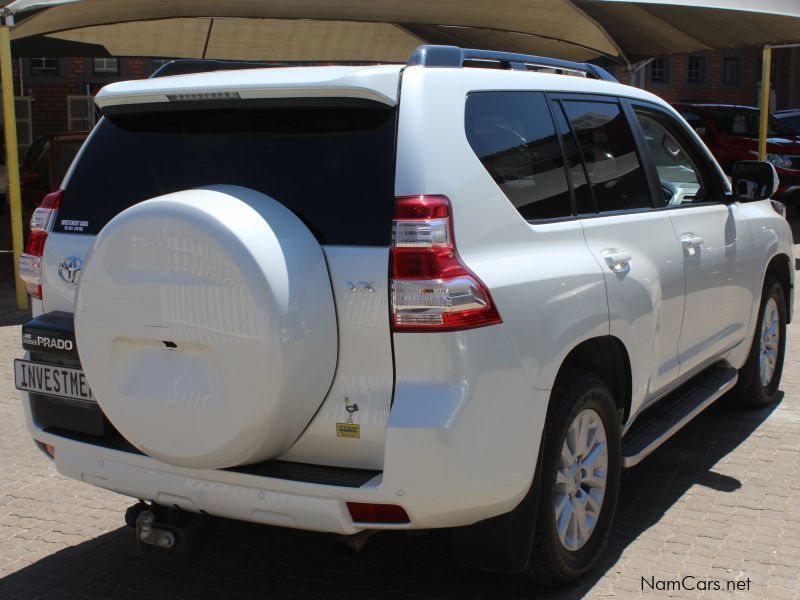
[25,324,543,532]
[21,63,795,533]
[280,247,394,470]
[669,204,755,374]
[579,211,686,413]
[725,199,795,368]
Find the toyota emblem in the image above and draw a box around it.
[58,256,83,286]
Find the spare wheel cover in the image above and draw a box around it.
[75,185,337,469]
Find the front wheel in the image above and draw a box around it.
[732,276,787,408]
[520,369,621,586]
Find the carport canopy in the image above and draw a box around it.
[2,0,800,308]
[5,0,800,63]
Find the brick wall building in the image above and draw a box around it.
[8,56,162,148]
[607,47,800,111]
[3,46,799,159]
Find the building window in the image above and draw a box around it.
[30,57,58,75]
[93,57,119,74]
[67,95,98,131]
[723,58,740,85]
[687,56,705,83]
[650,58,668,83]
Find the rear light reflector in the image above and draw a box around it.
[390,195,501,332]
[44,444,55,458]
[346,502,410,524]
[19,190,62,299]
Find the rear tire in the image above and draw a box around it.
[520,369,621,586]
[732,276,786,408]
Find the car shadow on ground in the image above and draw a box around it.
[0,394,782,600]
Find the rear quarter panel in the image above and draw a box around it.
[394,67,611,392]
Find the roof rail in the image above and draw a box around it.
[406,45,617,83]
[149,59,279,78]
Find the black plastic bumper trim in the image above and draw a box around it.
[43,426,381,488]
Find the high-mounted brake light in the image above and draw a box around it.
[18,190,62,299]
[390,195,502,332]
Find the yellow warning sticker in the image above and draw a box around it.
[336,423,361,438]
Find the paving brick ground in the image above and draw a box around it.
[1,271,800,598]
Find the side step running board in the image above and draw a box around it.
[622,366,738,468]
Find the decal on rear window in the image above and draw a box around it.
[59,219,89,232]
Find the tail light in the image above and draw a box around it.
[18,190,62,299]
[390,195,502,331]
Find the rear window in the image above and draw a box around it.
[56,101,397,245]
[705,107,792,138]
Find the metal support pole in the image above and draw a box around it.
[758,46,772,162]
[0,16,27,310]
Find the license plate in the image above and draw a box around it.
[14,359,95,402]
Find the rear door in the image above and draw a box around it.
[41,98,400,469]
[628,101,755,376]
[551,94,686,413]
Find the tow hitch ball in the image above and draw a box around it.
[137,510,176,549]
[125,501,206,559]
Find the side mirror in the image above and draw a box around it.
[731,160,779,202]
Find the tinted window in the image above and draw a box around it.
[36,144,51,184]
[22,137,44,171]
[634,110,703,206]
[561,100,650,213]
[56,102,397,245]
[706,107,793,137]
[679,111,705,129]
[465,92,572,220]
[56,140,83,182]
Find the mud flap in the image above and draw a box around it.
[451,441,544,573]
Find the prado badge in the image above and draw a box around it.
[336,397,360,438]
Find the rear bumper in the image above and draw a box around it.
[24,325,546,534]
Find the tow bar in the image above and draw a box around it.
[126,501,208,562]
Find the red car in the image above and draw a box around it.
[20,131,88,227]
[674,103,800,203]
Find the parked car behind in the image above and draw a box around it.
[775,108,800,134]
[19,132,88,230]
[674,103,800,204]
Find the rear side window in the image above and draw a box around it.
[56,101,397,245]
[561,100,650,213]
[465,91,572,221]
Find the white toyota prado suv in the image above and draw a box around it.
[14,46,793,584]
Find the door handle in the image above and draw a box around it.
[601,248,632,273]
[680,233,704,255]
